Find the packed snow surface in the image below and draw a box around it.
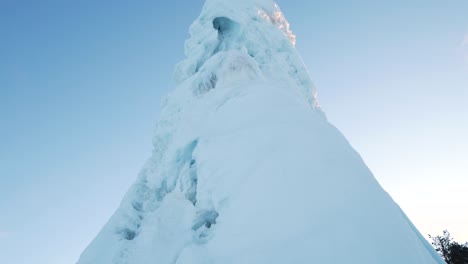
[78,0,444,263]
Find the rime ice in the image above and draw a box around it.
[78,1,444,263]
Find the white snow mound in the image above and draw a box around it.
[78,0,444,263]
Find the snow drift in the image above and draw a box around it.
[78,0,444,263]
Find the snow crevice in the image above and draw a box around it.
[213,16,240,43]
[176,140,199,206]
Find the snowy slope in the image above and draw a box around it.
[78,0,445,263]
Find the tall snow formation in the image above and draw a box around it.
[78,0,444,263]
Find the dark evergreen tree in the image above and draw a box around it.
[430,230,468,264]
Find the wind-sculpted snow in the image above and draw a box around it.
[78,1,445,263]
[257,3,296,45]
[173,0,318,108]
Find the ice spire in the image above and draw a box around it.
[174,0,319,108]
[78,1,444,263]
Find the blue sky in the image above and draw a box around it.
[0,0,467,263]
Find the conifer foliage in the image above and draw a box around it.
[430,230,468,264]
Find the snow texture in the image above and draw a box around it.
[78,0,445,263]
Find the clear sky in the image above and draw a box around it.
[0,0,467,263]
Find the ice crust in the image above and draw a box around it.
[78,0,445,263]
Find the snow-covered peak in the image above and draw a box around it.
[77,1,444,263]
[173,0,318,109]
[202,0,296,45]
